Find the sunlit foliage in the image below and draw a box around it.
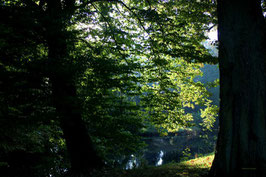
[0,0,219,176]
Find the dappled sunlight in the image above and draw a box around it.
[181,154,214,169]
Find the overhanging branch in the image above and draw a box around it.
[22,0,39,9]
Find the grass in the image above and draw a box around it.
[180,153,214,169]
[93,153,214,177]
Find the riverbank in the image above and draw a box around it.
[93,153,214,177]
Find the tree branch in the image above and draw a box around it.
[76,0,118,9]
[21,0,39,9]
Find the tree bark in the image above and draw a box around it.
[210,0,266,177]
[45,1,103,176]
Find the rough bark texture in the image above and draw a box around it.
[210,0,266,177]
[45,1,103,176]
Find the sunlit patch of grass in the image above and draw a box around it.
[180,153,214,169]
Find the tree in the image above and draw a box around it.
[130,0,218,132]
[0,1,103,176]
[43,1,104,175]
[210,0,266,177]
[0,1,147,175]
[0,5,69,177]
[0,0,219,176]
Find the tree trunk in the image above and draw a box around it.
[49,69,103,176]
[210,0,266,177]
[45,1,103,176]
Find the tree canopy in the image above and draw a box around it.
[0,0,220,176]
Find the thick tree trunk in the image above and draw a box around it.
[45,1,103,176]
[210,0,266,177]
[49,69,103,176]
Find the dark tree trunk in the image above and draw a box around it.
[210,0,266,177]
[49,69,103,176]
[45,0,103,176]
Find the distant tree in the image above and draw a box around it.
[210,0,266,177]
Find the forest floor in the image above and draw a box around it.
[93,153,214,177]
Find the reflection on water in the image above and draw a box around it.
[125,150,165,169]
[125,155,138,170]
[124,133,216,169]
[156,150,164,166]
